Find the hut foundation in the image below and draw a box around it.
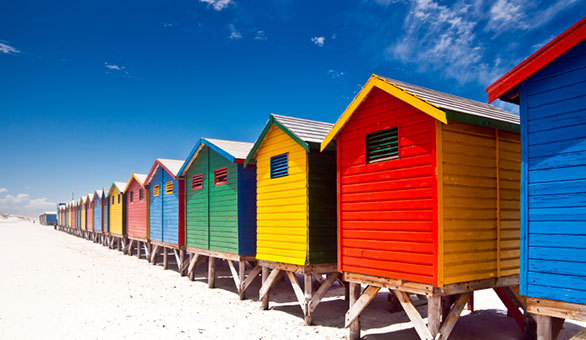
[185,247,259,300]
[528,298,586,340]
[125,237,151,260]
[258,260,340,325]
[150,241,184,273]
[344,272,522,340]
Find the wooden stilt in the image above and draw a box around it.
[260,268,282,309]
[136,241,141,259]
[348,283,362,340]
[536,315,553,340]
[428,295,441,336]
[188,254,195,281]
[151,245,160,265]
[163,247,168,270]
[208,256,216,288]
[304,274,313,325]
[238,261,246,300]
[179,250,185,276]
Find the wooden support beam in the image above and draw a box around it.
[437,293,470,340]
[208,256,216,288]
[143,243,150,261]
[151,245,160,264]
[241,265,262,294]
[286,272,306,314]
[136,241,141,259]
[536,314,553,340]
[238,261,246,300]
[428,295,441,337]
[570,329,586,340]
[308,272,339,314]
[394,290,434,340]
[163,247,169,270]
[188,254,195,281]
[345,285,381,328]
[259,268,283,304]
[261,266,270,310]
[228,260,240,291]
[348,283,362,340]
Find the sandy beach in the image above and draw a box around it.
[1,217,584,340]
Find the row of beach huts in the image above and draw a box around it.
[48,18,586,340]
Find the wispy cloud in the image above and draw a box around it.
[486,0,578,33]
[328,69,344,79]
[200,0,234,11]
[0,188,7,194]
[0,193,56,217]
[311,36,325,47]
[254,30,267,41]
[0,42,20,55]
[228,24,242,39]
[104,62,129,75]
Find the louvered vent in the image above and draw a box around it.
[366,127,399,163]
[192,174,203,190]
[270,153,288,178]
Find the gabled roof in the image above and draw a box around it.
[109,181,127,195]
[92,189,104,201]
[321,74,519,151]
[124,173,147,192]
[178,138,254,176]
[145,159,185,185]
[487,16,586,103]
[244,114,333,166]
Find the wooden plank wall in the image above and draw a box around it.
[185,147,210,249]
[256,125,308,266]
[161,170,179,244]
[440,122,520,285]
[148,168,163,242]
[523,40,586,304]
[109,187,124,236]
[338,87,438,285]
[126,179,147,239]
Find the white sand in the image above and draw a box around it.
[0,217,584,339]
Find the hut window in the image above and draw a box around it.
[139,189,143,200]
[118,194,121,204]
[165,181,173,195]
[270,153,288,178]
[214,167,228,186]
[111,196,114,205]
[366,127,399,163]
[129,191,134,202]
[192,174,203,190]
[153,185,160,197]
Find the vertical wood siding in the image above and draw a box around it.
[109,187,124,236]
[148,169,163,242]
[93,198,102,232]
[256,125,308,265]
[307,146,337,264]
[81,202,86,230]
[162,170,180,244]
[126,179,148,239]
[103,197,109,233]
[185,147,210,249]
[522,40,586,304]
[209,150,239,253]
[440,122,520,285]
[87,200,93,231]
[338,87,438,284]
[237,163,257,255]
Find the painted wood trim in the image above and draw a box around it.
[336,137,342,272]
[520,82,529,296]
[320,74,448,151]
[435,120,444,287]
[496,129,501,278]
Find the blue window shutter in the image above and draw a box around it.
[270,153,289,178]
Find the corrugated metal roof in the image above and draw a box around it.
[272,114,334,144]
[380,77,519,124]
[204,138,254,160]
[158,159,184,177]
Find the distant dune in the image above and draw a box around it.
[0,213,37,223]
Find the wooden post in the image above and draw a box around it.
[208,256,216,288]
[261,266,269,310]
[348,283,361,340]
[163,247,168,270]
[179,250,186,276]
[239,261,246,300]
[189,254,195,281]
[136,241,141,259]
[345,282,350,303]
[304,274,313,325]
[536,315,553,340]
[428,295,441,337]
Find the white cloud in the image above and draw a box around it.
[0,188,6,194]
[487,0,578,33]
[0,42,20,55]
[0,193,56,217]
[311,36,325,47]
[228,24,242,39]
[104,62,129,75]
[254,30,267,41]
[200,0,233,11]
[328,69,344,79]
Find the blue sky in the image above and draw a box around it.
[1,0,585,216]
